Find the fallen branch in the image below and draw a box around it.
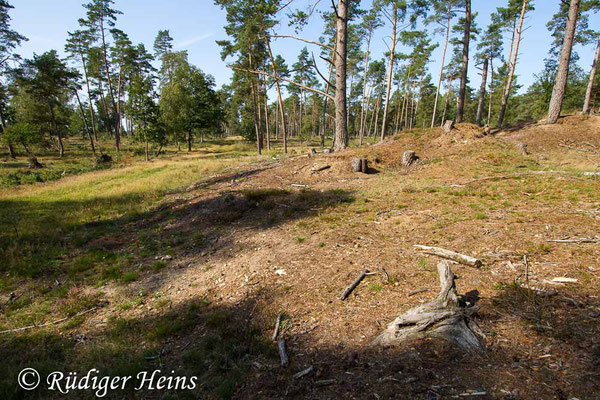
[414,245,482,268]
[272,314,282,341]
[278,339,289,367]
[340,269,370,300]
[0,307,97,334]
[547,238,600,243]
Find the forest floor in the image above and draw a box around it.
[0,115,599,399]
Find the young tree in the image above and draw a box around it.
[14,51,78,157]
[547,0,581,123]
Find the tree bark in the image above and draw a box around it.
[99,17,119,152]
[582,36,600,113]
[248,49,262,154]
[380,3,397,141]
[475,56,489,125]
[456,0,471,123]
[547,0,581,124]
[321,43,336,148]
[497,0,528,128]
[334,0,349,151]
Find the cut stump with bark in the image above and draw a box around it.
[350,158,368,173]
[27,156,43,169]
[442,120,455,133]
[373,261,483,352]
[401,151,418,167]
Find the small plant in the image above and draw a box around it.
[121,272,138,283]
[295,236,305,243]
[369,282,383,293]
[152,261,167,272]
[318,242,325,248]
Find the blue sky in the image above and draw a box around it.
[8,0,600,96]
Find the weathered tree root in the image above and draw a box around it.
[373,261,484,352]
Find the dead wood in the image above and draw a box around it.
[547,238,600,243]
[350,157,368,173]
[272,313,282,341]
[278,339,289,367]
[340,269,369,300]
[0,307,97,334]
[408,288,431,297]
[442,120,454,133]
[373,261,483,352]
[401,150,418,167]
[414,245,482,268]
[27,156,43,169]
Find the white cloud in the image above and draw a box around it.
[174,33,214,50]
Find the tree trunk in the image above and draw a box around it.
[456,0,471,123]
[100,17,119,152]
[188,130,192,152]
[431,10,452,128]
[372,92,382,138]
[0,108,15,158]
[74,89,96,154]
[334,0,349,151]
[248,49,262,154]
[78,46,98,142]
[441,79,452,126]
[497,0,528,128]
[48,103,64,157]
[547,0,581,123]
[359,27,374,145]
[321,44,336,148]
[487,58,494,125]
[265,35,287,152]
[583,36,600,114]
[380,3,397,141]
[475,56,489,125]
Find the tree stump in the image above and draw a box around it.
[442,120,455,133]
[96,154,113,164]
[323,148,333,154]
[401,150,418,167]
[27,156,43,169]
[350,157,368,173]
[483,125,491,135]
[515,143,528,155]
[307,148,316,157]
[373,261,483,352]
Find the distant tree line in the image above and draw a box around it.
[0,0,223,161]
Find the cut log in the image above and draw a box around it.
[442,120,454,133]
[401,150,418,167]
[278,339,289,367]
[350,158,368,173]
[373,261,483,352]
[340,269,369,300]
[413,245,482,268]
[311,164,331,172]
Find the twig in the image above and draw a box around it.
[293,366,314,379]
[0,307,97,334]
[272,314,282,341]
[524,254,529,284]
[408,288,431,297]
[340,269,369,300]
